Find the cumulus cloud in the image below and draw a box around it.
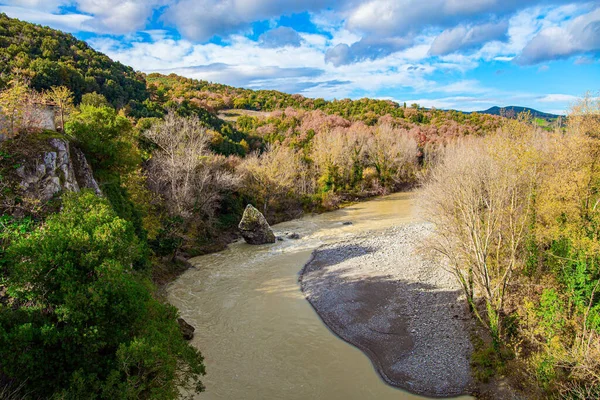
[75,0,166,33]
[1,0,166,34]
[0,5,93,33]
[345,0,575,37]
[162,0,338,42]
[0,0,68,12]
[429,21,508,55]
[259,26,302,48]
[160,64,324,89]
[325,36,412,66]
[516,7,600,65]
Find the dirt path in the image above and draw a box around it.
[299,222,475,398]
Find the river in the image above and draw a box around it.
[167,193,470,399]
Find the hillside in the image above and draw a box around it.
[0,14,506,143]
[476,106,563,120]
[0,13,147,108]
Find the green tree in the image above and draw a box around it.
[81,91,110,108]
[0,192,205,399]
[65,104,145,237]
[66,104,139,178]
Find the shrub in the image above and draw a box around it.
[0,191,205,399]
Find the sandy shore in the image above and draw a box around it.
[299,222,474,398]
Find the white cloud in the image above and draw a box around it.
[258,26,302,48]
[344,0,578,37]
[403,96,500,111]
[89,29,449,100]
[537,94,579,102]
[162,0,338,41]
[429,21,508,55]
[1,0,167,34]
[516,7,600,65]
[0,5,93,32]
[75,0,167,34]
[0,0,68,12]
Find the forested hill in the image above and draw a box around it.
[0,13,507,139]
[0,13,148,108]
[476,106,563,120]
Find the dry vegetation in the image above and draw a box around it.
[422,94,600,398]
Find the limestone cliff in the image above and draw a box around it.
[1,132,101,214]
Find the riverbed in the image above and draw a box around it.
[167,193,472,399]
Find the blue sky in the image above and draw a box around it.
[1,0,599,113]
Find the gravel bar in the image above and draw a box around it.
[299,222,474,398]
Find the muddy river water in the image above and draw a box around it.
[168,193,470,399]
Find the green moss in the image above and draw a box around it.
[0,130,68,166]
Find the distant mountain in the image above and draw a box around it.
[476,106,563,120]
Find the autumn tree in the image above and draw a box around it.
[422,132,542,347]
[45,85,74,130]
[368,124,418,190]
[238,144,306,215]
[0,78,49,137]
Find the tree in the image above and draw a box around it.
[143,111,239,220]
[0,191,205,398]
[65,104,139,178]
[422,133,541,347]
[368,124,418,190]
[81,91,110,108]
[238,144,305,215]
[65,104,144,235]
[45,85,74,130]
[0,78,28,136]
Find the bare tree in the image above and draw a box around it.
[144,111,239,220]
[422,133,541,347]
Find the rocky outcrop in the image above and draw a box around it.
[12,136,101,204]
[177,318,195,340]
[238,204,276,245]
[70,145,102,195]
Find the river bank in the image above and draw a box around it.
[167,193,477,399]
[300,222,475,397]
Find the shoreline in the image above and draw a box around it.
[157,189,412,288]
[299,222,475,398]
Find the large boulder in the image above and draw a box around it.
[238,204,276,245]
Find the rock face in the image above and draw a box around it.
[71,145,102,195]
[238,204,276,245]
[14,137,101,203]
[177,318,195,340]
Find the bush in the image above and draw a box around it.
[0,191,205,399]
[65,104,139,179]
